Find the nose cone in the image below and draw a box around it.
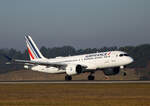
[128,57,134,64]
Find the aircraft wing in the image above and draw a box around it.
[6,59,67,68]
[16,59,68,67]
[4,56,87,68]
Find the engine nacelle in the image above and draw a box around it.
[103,67,120,76]
[66,64,83,76]
[24,65,32,70]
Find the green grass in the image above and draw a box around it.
[0,84,149,106]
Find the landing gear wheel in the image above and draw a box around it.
[88,75,95,80]
[123,72,127,76]
[65,75,72,81]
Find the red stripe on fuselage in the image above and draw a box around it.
[107,52,111,56]
[27,47,34,59]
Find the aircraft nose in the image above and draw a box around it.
[128,57,134,64]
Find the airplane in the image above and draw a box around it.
[5,35,134,81]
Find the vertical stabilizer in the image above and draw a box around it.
[25,35,45,60]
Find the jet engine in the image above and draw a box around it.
[66,64,83,76]
[103,67,120,76]
[24,65,32,70]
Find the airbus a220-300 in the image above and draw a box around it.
[5,36,134,81]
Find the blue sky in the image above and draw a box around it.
[0,0,149,50]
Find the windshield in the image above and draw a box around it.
[119,54,129,57]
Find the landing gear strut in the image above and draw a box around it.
[65,75,72,81]
[88,72,95,80]
[120,66,127,76]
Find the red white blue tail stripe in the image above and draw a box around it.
[25,36,44,60]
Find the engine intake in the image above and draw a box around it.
[76,65,82,73]
[66,64,83,76]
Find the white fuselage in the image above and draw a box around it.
[25,51,133,74]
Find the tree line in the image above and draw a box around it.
[0,44,150,73]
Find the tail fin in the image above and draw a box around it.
[25,35,45,60]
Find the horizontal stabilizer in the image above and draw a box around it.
[3,55,12,61]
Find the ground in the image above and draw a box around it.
[0,68,139,81]
[0,83,149,106]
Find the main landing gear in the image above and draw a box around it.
[65,75,72,81]
[88,72,95,80]
[88,75,95,80]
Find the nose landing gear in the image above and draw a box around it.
[120,66,127,76]
[123,72,127,76]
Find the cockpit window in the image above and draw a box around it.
[119,54,129,57]
[124,54,129,56]
[119,54,124,57]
